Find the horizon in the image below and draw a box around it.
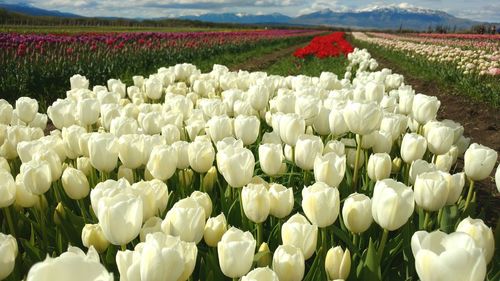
[1,1,499,23]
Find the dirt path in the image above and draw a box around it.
[229,42,306,72]
[374,55,500,153]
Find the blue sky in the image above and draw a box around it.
[4,0,500,22]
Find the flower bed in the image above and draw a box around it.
[293,32,354,58]
[0,47,498,281]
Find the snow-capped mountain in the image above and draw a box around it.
[292,6,480,30]
[181,4,488,30]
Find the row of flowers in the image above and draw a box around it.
[377,33,500,52]
[0,47,498,281]
[352,32,500,76]
[293,32,354,59]
[0,29,321,104]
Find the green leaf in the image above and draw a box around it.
[20,238,42,262]
[359,238,381,281]
[331,225,361,256]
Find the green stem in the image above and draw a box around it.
[121,244,127,251]
[78,199,88,224]
[101,171,109,182]
[352,134,363,192]
[3,206,16,237]
[417,124,423,136]
[288,146,295,186]
[228,185,233,201]
[437,208,443,228]
[464,179,475,211]
[352,232,358,249]
[378,229,389,259]
[321,228,327,255]
[257,223,263,247]
[404,162,410,186]
[423,211,430,231]
[39,195,48,252]
[200,172,204,192]
[238,188,246,228]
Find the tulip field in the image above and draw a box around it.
[0,28,499,281]
[351,32,500,106]
[0,29,321,106]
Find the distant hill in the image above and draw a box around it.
[0,3,81,18]
[179,12,292,24]
[180,6,491,31]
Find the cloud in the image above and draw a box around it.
[140,0,302,10]
[298,0,350,15]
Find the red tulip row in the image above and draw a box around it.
[293,32,354,59]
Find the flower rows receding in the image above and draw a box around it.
[293,32,354,59]
[0,29,322,103]
[352,32,500,76]
[0,48,498,281]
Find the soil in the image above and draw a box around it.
[229,43,305,72]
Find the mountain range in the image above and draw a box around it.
[180,7,486,30]
[0,3,493,31]
[0,3,81,18]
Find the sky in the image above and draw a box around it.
[3,0,500,22]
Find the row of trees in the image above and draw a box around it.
[0,8,251,29]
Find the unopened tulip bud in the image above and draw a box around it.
[325,246,351,280]
[401,133,427,163]
[81,223,110,253]
[269,183,294,219]
[178,169,194,188]
[342,193,372,234]
[117,165,134,183]
[242,183,270,223]
[204,213,227,247]
[391,157,402,174]
[203,166,218,193]
[139,216,162,242]
[76,157,92,177]
[53,202,65,225]
[367,153,391,181]
[464,143,497,181]
[411,94,440,124]
[61,167,90,200]
[295,134,323,171]
[257,242,272,267]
